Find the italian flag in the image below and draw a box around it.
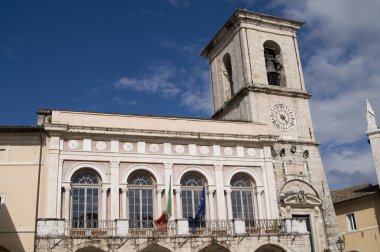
[154,176,172,230]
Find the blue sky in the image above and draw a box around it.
[1,0,380,190]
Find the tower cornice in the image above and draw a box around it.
[211,83,311,120]
[201,9,304,57]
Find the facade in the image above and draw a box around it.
[332,184,380,252]
[0,127,42,252]
[330,100,380,252]
[0,10,340,252]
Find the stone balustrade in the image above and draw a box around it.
[36,218,305,238]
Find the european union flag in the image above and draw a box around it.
[189,185,206,234]
[197,185,206,218]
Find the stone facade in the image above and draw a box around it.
[0,9,340,252]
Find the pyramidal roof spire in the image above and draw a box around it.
[366,99,377,132]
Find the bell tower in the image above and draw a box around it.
[202,10,341,251]
[201,10,314,142]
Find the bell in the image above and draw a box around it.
[265,59,277,74]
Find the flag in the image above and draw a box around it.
[154,176,172,231]
[189,185,206,234]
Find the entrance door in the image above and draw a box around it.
[293,215,314,252]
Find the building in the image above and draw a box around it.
[0,9,340,252]
[330,100,380,252]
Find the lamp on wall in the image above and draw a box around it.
[336,236,345,252]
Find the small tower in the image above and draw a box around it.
[202,10,314,142]
[366,99,380,187]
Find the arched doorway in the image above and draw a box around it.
[76,248,105,252]
[200,244,230,252]
[255,244,286,252]
[140,244,171,252]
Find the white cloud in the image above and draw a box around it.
[115,62,181,97]
[270,0,380,188]
[114,59,212,116]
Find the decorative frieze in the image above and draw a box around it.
[62,138,261,160]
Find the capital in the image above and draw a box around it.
[164,163,173,169]
[110,161,120,168]
[214,164,223,171]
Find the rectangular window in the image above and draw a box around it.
[346,213,357,231]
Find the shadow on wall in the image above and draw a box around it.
[0,204,26,251]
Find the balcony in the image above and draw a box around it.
[36,218,306,239]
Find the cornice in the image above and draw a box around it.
[43,124,69,136]
[367,129,380,137]
[212,83,310,119]
[201,9,303,57]
[60,129,278,147]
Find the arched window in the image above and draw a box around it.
[263,41,286,87]
[71,170,100,228]
[230,174,255,223]
[222,53,234,97]
[128,172,154,229]
[180,173,206,219]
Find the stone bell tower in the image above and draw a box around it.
[202,9,340,251]
[201,10,314,142]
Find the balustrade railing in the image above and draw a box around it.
[128,220,176,237]
[188,220,233,236]
[65,220,116,237]
[52,218,285,238]
[267,73,286,87]
[245,219,284,234]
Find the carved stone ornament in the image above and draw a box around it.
[149,144,160,153]
[247,148,256,157]
[283,191,323,207]
[175,145,185,154]
[200,146,210,155]
[224,147,233,156]
[68,140,79,150]
[96,141,107,151]
[280,206,292,219]
[122,143,134,152]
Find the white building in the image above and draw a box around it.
[0,9,340,252]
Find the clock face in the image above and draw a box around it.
[270,104,296,131]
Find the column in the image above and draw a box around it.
[263,146,279,218]
[121,188,128,219]
[64,185,71,220]
[225,189,233,220]
[256,187,265,219]
[46,136,61,218]
[208,188,215,220]
[214,164,226,219]
[156,188,163,217]
[110,161,120,220]
[56,159,64,217]
[176,189,182,219]
[101,187,108,220]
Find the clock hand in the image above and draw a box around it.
[279,113,288,123]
